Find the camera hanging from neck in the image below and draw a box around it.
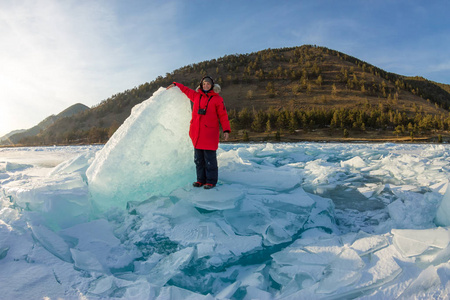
[197,95,214,115]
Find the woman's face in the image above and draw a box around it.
[202,81,212,91]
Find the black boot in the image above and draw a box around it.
[203,183,215,189]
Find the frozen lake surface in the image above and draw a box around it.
[1,142,449,299]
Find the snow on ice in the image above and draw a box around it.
[1,88,450,299]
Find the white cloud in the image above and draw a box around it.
[0,0,181,136]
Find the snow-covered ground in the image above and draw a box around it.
[1,88,449,299]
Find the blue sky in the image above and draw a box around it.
[1,0,449,137]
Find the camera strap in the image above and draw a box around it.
[198,95,214,113]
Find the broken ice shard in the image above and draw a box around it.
[86,88,194,212]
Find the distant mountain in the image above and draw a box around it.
[1,103,89,146]
[8,45,450,145]
[0,129,26,143]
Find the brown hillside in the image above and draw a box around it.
[14,45,450,145]
[216,47,446,117]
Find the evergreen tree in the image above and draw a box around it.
[316,75,323,86]
[288,112,298,134]
[266,82,276,98]
[238,108,253,129]
[275,129,281,141]
[242,131,249,141]
[343,129,349,138]
[266,119,272,133]
[331,83,337,98]
[251,110,267,132]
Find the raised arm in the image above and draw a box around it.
[167,82,197,102]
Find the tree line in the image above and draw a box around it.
[228,104,450,138]
[17,101,450,146]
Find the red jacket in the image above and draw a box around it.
[174,82,230,150]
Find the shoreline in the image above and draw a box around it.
[2,129,449,148]
[1,138,448,149]
[226,128,449,144]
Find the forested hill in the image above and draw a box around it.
[11,45,450,145]
[2,103,89,145]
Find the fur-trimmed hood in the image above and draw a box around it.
[196,84,221,94]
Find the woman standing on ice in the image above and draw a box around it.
[167,76,230,189]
